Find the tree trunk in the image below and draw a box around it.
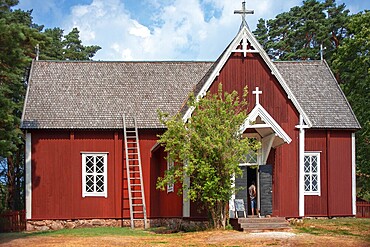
[6,156,15,210]
[209,201,229,229]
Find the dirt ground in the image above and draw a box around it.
[1,230,369,247]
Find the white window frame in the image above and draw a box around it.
[239,133,261,167]
[303,152,321,196]
[82,153,108,198]
[167,157,174,193]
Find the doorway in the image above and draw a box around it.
[234,165,258,216]
[246,166,257,215]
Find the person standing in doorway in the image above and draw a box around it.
[249,181,257,216]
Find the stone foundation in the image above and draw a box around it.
[27,219,123,231]
[27,218,210,231]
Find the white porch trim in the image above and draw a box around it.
[183,161,190,217]
[262,133,276,165]
[240,104,292,145]
[25,132,32,219]
[229,175,236,218]
[352,133,356,215]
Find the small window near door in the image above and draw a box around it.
[167,157,174,193]
[82,153,108,198]
[304,152,320,196]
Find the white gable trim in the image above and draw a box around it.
[240,104,292,144]
[182,26,312,127]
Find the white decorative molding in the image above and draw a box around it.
[25,132,32,219]
[352,133,356,215]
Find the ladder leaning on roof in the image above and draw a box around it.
[123,114,148,229]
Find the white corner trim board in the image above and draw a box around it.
[296,115,308,217]
[352,133,356,215]
[25,132,32,219]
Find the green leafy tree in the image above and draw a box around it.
[332,11,370,200]
[157,84,260,229]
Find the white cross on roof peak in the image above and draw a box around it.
[253,87,262,105]
[234,1,254,30]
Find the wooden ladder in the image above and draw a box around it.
[123,115,148,229]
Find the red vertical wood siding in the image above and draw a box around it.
[304,129,354,216]
[30,129,160,220]
[304,130,328,216]
[208,53,300,217]
[150,146,183,217]
[327,131,353,216]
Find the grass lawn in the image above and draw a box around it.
[294,217,370,241]
[0,218,369,246]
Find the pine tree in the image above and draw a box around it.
[0,0,102,211]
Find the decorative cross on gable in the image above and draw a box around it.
[232,1,257,57]
[234,0,254,30]
[253,87,262,105]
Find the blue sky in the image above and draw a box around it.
[16,0,370,61]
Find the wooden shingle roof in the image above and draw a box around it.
[21,61,213,129]
[21,60,360,130]
[275,61,360,129]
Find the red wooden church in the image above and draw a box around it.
[21,2,360,230]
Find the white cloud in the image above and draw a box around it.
[60,0,308,61]
[129,21,151,38]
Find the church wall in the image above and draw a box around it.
[304,130,328,216]
[327,130,354,216]
[29,129,159,220]
[304,129,354,217]
[150,146,183,218]
[208,53,300,217]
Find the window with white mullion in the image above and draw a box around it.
[304,152,320,196]
[239,135,260,166]
[82,153,107,197]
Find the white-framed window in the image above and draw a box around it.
[167,157,174,193]
[239,134,260,166]
[304,152,321,196]
[82,153,108,198]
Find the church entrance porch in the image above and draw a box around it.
[229,87,292,219]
